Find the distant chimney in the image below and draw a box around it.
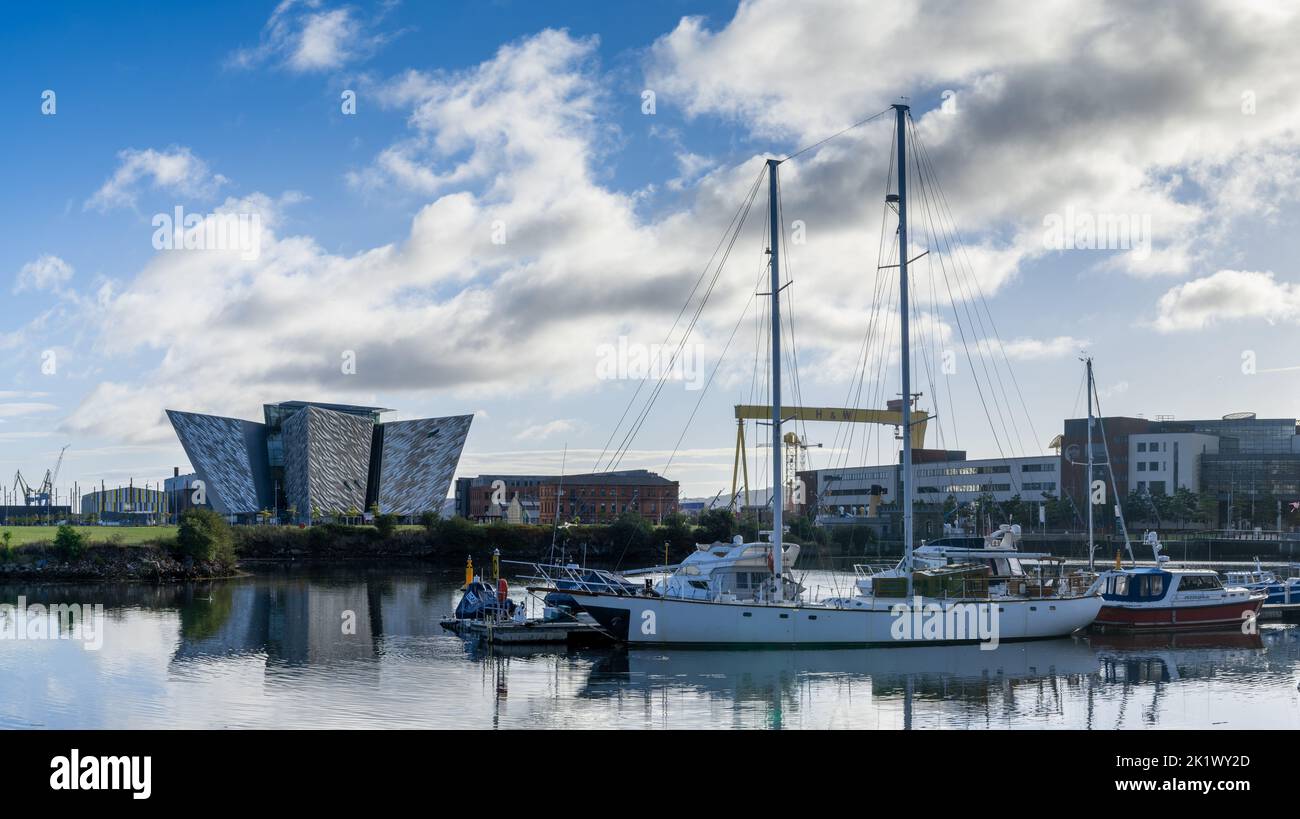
[174,467,180,477]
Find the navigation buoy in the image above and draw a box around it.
[464,555,474,589]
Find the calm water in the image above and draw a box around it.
[2,566,1298,729]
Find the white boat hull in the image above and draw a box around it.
[566,591,1103,647]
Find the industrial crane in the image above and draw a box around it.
[10,445,69,508]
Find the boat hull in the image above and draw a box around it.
[1092,596,1264,632]
[568,591,1103,647]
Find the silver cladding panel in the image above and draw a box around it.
[283,405,373,515]
[378,415,473,515]
[166,410,272,515]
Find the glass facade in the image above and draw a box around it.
[1155,418,1296,454]
[1200,454,1300,500]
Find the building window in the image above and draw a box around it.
[1137,462,1146,472]
[1137,442,1147,452]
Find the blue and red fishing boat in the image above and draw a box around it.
[1089,533,1266,632]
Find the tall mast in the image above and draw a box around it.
[893,103,914,599]
[1086,356,1095,570]
[766,158,784,603]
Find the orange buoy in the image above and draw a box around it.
[497,577,508,605]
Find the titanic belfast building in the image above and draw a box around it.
[167,401,472,522]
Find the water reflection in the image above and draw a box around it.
[1,569,1296,729]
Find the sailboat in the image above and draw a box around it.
[531,104,1103,647]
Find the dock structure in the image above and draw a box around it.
[443,618,611,646]
[1261,602,1300,622]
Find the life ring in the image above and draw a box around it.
[497,577,508,605]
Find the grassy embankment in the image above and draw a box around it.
[0,525,177,547]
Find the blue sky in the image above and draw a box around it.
[4,0,1300,503]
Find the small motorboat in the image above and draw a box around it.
[1090,532,1266,632]
[1223,558,1300,606]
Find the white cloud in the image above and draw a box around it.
[14,255,73,294]
[992,336,1090,360]
[647,0,1300,279]
[66,31,695,438]
[1154,269,1300,332]
[228,1,392,73]
[60,9,1300,460]
[0,402,59,418]
[0,431,54,441]
[514,419,578,442]
[85,147,227,211]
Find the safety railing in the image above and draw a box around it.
[519,562,640,596]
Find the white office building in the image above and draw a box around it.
[801,454,1060,517]
[1128,432,1219,495]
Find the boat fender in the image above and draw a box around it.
[766,550,774,574]
[497,577,508,605]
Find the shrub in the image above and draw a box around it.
[176,509,236,567]
[374,513,398,539]
[694,508,736,544]
[54,524,86,561]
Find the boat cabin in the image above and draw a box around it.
[1099,568,1224,603]
[659,537,802,602]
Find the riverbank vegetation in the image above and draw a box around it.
[0,513,238,581]
[0,508,819,577]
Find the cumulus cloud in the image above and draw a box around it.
[1154,269,1300,331]
[61,6,1300,455]
[67,31,714,439]
[84,147,227,211]
[228,1,393,73]
[14,255,73,294]
[647,0,1300,279]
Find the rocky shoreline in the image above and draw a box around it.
[0,546,236,583]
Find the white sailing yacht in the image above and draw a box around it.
[534,104,1103,647]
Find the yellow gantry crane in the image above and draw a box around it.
[730,404,928,509]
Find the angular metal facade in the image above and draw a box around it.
[282,405,373,516]
[377,415,474,516]
[166,409,273,515]
[167,403,471,521]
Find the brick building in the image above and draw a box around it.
[538,470,679,524]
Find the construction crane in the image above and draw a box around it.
[12,470,38,505]
[11,445,69,508]
[782,432,821,513]
[730,403,928,509]
[46,445,68,500]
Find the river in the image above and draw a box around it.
[2,565,1297,729]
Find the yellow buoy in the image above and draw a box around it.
[1114,550,1122,570]
[464,555,474,588]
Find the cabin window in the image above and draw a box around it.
[1151,576,1163,596]
[1179,575,1223,591]
[1115,576,1129,596]
[688,580,709,590]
